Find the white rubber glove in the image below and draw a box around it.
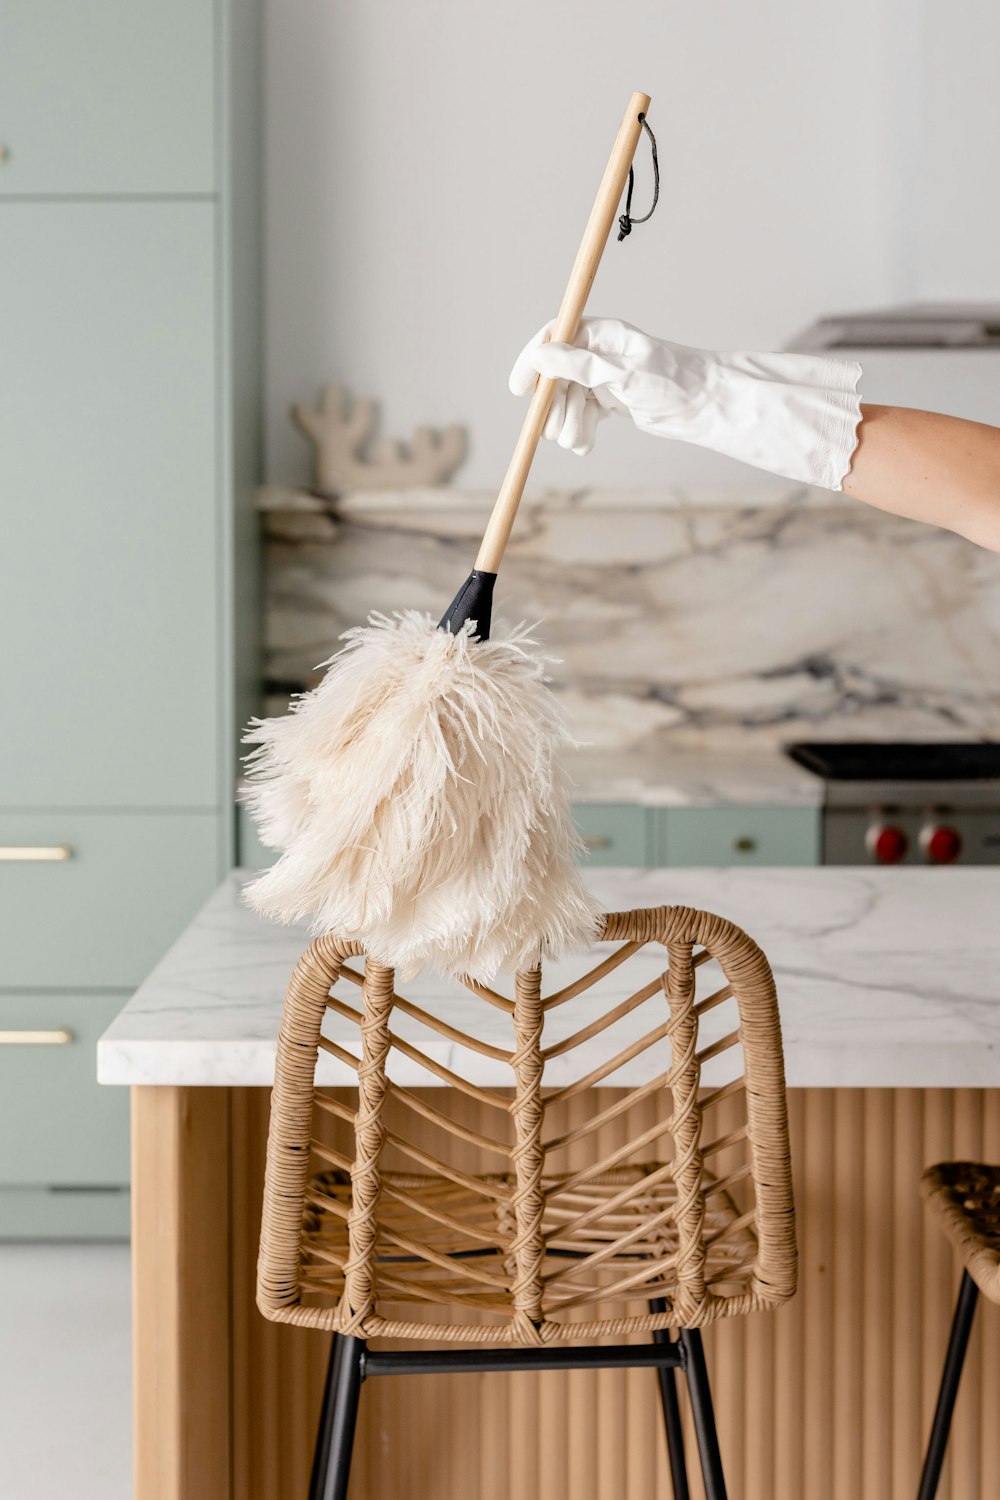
[509,316,863,491]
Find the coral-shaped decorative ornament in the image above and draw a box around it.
[292,385,466,495]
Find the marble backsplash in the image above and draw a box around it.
[260,483,1000,754]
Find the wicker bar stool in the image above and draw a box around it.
[257,905,797,1500]
[917,1161,1000,1499]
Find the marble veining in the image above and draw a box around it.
[260,484,1000,761]
[98,868,1000,1089]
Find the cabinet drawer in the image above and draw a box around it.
[655,807,820,867]
[573,804,651,867]
[0,993,129,1188]
[0,812,221,988]
[0,1186,130,1241]
[0,1,214,195]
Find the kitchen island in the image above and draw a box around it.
[102,867,1000,1500]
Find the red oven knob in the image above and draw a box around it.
[867,824,908,863]
[922,824,963,864]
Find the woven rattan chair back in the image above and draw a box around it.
[923,1162,1000,1302]
[257,905,796,1345]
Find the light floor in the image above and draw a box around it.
[0,1243,131,1500]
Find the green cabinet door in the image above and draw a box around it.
[0,993,130,1188]
[0,203,219,808]
[0,0,215,195]
[655,806,820,867]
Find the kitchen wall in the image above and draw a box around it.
[260,3,1000,763]
[263,0,1000,495]
[262,484,1000,756]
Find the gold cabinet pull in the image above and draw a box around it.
[582,835,612,851]
[0,846,73,862]
[733,836,758,854]
[0,1028,74,1045]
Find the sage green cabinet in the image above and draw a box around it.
[0,812,222,989]
[0,1187,130,1241]
[578,803,821,868]
[574,803,651,866]
[654,806,820,867]
[0,202,219,808]
[0,993,130,1186]
[0,0,261,1238]
[0,1,215,195]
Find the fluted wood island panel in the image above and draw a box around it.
[132,1085,1000,1500]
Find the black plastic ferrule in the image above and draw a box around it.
[437,570,497,641]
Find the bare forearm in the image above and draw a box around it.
[843,404,1000,550]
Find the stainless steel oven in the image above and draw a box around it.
[785,743,1000,865]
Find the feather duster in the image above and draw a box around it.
[241,612,600,980]
[242,98,656,976]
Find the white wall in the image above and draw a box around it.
[263,0,999,493]
[910,3,1000,300]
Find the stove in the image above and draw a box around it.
[785,742,1000,865]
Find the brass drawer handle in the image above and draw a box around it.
[0,1028,74,1045]
[733,836,758,854]
[0,845,73,862]
[582,835,612,851]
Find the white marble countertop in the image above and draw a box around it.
[565,748,822,807]
[99,867,1000,1090]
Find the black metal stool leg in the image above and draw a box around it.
[679,1327,728,1500]
[917,1270,980,1500]
[650,1297,690,1499]
[309,1333,366,1500]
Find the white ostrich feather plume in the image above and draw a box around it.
[241,612,601,980]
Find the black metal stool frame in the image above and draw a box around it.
[309,1310,728,1500]
[916,1269,980,1500]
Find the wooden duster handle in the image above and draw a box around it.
[475,90,651,574]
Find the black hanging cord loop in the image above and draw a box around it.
[618,114,659,242]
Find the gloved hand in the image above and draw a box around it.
[509,316,863,491]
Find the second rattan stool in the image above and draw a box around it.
[917,1161,1000,1499]
[257,905,797,1500]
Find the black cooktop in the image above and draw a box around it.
[786,742,1000,781]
